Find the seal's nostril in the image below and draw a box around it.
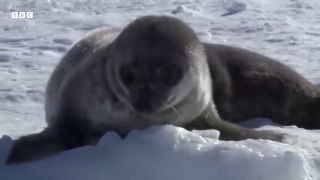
[138,84,155,93]
[141,85,150,91]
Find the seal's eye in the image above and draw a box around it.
[120,66,137,86]
[157,63,183,86]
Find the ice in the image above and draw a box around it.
[0,125,317,180]
[221,0,247,16]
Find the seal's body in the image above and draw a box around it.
[6,15,320,164]
[206,44,320,129]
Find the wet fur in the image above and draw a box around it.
[6,15,320,164]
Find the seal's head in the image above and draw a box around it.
[107,16,211,115]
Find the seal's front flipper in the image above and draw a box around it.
[6,128,83,165]
[207,119,285,142]
[6,129,64,164]
[186,103,285,142]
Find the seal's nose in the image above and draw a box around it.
[139,84,153,92]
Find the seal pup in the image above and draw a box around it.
[6,15,319,164]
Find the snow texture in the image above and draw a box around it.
[0,0,320,179]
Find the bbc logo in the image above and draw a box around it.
[11,12,33,19]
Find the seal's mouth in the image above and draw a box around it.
[133,104,154,113]
[131,95,171,114]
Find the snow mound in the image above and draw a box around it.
[0,125,315,180]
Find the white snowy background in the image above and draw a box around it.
[0,0,320,179]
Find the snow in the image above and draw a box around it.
[0,0,320,179]
[1,125,319,180]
